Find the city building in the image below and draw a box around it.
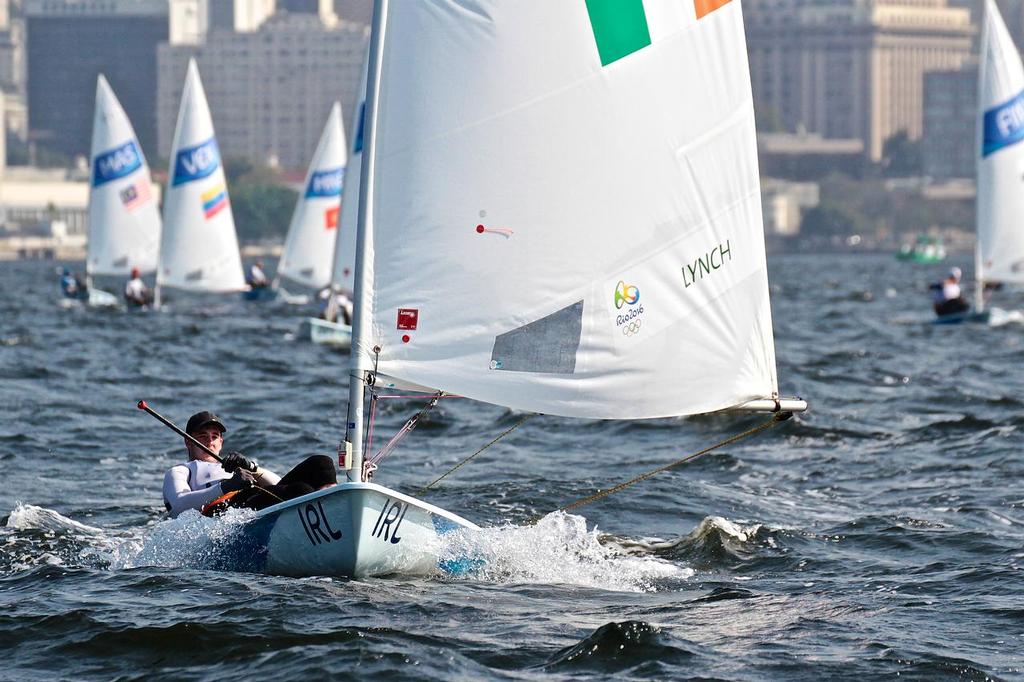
[24,0,168,160]
[746,0,974,161]
[169,0,275,44]
[157,10,367,170]
[0,0,25,94]
[762,178,820,236]
[922,65,976,179]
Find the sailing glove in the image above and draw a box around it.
[221,469,256,493]
[222,451,258,473]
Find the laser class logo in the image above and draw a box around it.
[613,280,644,336]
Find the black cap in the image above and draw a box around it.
[185,411,227,435]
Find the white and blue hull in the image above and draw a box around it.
[298,317,352,349]
[224,482,477,578]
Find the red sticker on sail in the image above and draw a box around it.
[397,308,419,330]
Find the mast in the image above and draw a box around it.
[344,0,387,483]
[975,0,990,314]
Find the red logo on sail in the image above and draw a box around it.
[397,308,418,330]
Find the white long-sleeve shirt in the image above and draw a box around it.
[162,459,280,518]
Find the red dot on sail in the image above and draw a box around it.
[476,225,485,233]
[402,334,410,343]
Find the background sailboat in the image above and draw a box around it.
[85,75,161,307]
[973,0,1024,320]
[300,57,367,348]
[273,102,347,304]
[155,59,245,306]
[227,0,805,579]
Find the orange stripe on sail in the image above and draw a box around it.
[695,0,731,19]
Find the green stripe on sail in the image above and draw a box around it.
[585,0,651,66]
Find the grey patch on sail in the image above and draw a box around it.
[490,301,583,374]
[300,267,314,278]
[112,256,128,268]
[186,268,203,282]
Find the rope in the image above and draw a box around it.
[547,412,792,519]
[418,412,537,494]
[369,393,443,465]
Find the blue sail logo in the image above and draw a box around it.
[172,137,221,186]
[982,88,1024,157]
[93,141,142,187]
[306,167,345,198]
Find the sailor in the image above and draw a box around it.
[123,267,152,306]
[317,286,353,325]
[162,410,338,518]
[59,268,86,299]
[930,266,970,317]
[247,260,269,289]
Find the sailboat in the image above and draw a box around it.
[85,75,161,307]
[224,0,806,578]
[155,59,245,307]
[971,0,1024,323]
[299,57,368,349]
[272,102,347,305]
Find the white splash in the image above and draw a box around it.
[113,508,256,570]
[437,512,691,592]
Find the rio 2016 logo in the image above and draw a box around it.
[614,281,640,309]
[614,280,644,335]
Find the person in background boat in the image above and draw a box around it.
[162,410,338,518]
[247,260,269,290]
[59,267,87,299]
[930,266,970,317]
[317,286,353,325]
[123,267,153,307]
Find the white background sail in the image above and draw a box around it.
[359,0,778,419]
[977,0,1024,285]
[157,59,245,293]
[87,75,161,276]
[278,103,347,290]
[331,50,367,293]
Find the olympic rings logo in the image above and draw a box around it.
[614,280,640,309]
[622,319,642,336]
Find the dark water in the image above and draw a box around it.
[1,254,1022,680]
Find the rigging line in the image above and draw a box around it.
[418,412,537,495]
[369,392,444,465]
[544,412,793,521]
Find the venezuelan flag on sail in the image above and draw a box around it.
[201,183,228,219]
[586,0,733,66]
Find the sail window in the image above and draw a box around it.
[490,301,583,374]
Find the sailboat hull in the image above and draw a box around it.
[222,482,478,578]
[299,317,352,349]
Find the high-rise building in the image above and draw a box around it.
[24,0,168,160]
[333,0,370,24]
[922,65,976,179]
[170,0,275,44]
[0,0,25,94]
[157,10,367,169]
[746,0,974,161]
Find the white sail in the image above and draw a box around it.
[278,103,347,290]
[157,59,245,293]
[977,0,1024,286]
[87,75,161,277]
[356,0,778,420]
[330,51,368,292]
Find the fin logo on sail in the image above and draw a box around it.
[172,137,221,186]
[93,141,142,186]
[201,183,228,219]
[306,167,345,198]
[982,89,1024,157]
